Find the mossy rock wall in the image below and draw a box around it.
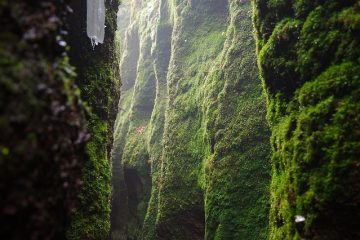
[112,0,271,239]
[203,1,270,239]
[254,0,360,239]
[65,1,121,239]
[111,1,158,239]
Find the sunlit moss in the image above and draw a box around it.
[113,0,271,239]
[254,0,360,239]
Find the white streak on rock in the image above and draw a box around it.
[87,0,106,48]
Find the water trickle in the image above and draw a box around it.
[87,0,105,48]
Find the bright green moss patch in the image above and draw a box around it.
[67,116,111,240]
[203,1,271,239]
[254,0,360,239]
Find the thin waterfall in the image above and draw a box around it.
[87,0,105,47]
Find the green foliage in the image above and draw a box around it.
[254,0,360,239]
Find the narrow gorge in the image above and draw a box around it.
[0,0,359,240]
[110,0,270,239]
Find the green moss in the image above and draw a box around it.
[152,2,229,238]
[112,0,271,239]
[254,0,360,239]
[110,1,159,238]
[66,117,111,240]
[66,1,121,239]
[203,1,271,239]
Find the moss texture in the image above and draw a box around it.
[203,1,270,239]
[65,1,121,239]
[254,0,360,239]
[112,0,271,239]
[0,1,88,239]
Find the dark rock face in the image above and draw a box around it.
[0,1,88,239]
[0,1,121,239]
[155,206,205,240]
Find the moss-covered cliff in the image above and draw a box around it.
[254,0,360,239]
[203,1,270,239]
[111,0,271,239]
[111,1,158,238]
[65,0,121,239]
